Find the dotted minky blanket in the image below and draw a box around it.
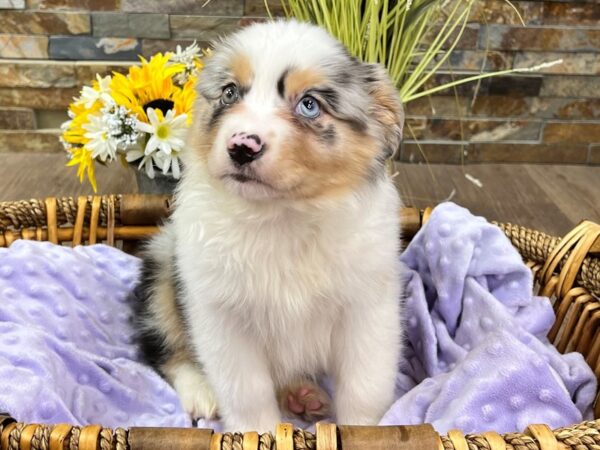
[0,241,190,428]
[381,202,596,433]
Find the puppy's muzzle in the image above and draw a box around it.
[227,132,265,166]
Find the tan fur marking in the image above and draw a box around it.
[188,96,221,161]
[370,83,403,127]
[368,78,404,156]
[149,274,188,351]
[270,110,379,200]
[162,348,196,383]
[162,348,195,380]
[230,53,253,87]
[285,68,326,98]
[145,269,196,383]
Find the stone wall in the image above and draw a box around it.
[0,0,599,164]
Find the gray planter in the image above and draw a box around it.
[134,168,179,195]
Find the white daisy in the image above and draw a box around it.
[137,108,188,156]
[171,41,201,66]
[80,74,113,109]
[83,113,117,162]
[170,41,203,86]
[153,149,182,179]
[126,148,155,179]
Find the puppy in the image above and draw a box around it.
[133,19,405,432]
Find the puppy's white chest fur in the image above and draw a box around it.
[171,170,401,387]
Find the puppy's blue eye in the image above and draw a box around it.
[221,84,239,105]
[296,96,320,118]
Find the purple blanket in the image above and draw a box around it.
[380,203,596,433]
[0,242,190,428]
[0,202,595,432]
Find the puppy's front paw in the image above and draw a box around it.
[172,367,218,420]
[279,380,331,422]
[179,380,218,420]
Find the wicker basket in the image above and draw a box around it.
[0,194,599,450]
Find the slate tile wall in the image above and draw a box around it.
[0,0,598,164]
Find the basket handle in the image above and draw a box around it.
[539,220,600,296]
[557,225,600,297]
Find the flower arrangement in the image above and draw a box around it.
[61,43,205,191]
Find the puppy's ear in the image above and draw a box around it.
[362,63,404,159]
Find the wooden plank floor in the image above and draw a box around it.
[0,153,598,237]
[0,153,137,201]
[393,162,600,236]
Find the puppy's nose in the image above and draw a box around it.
[227,132,265,166]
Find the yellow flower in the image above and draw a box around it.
[66,147,98,192]
[109,72,145,119]
[110,52,187,123]
[173,77,197,124]
[62,101,101,146]
[62,101,102,191]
